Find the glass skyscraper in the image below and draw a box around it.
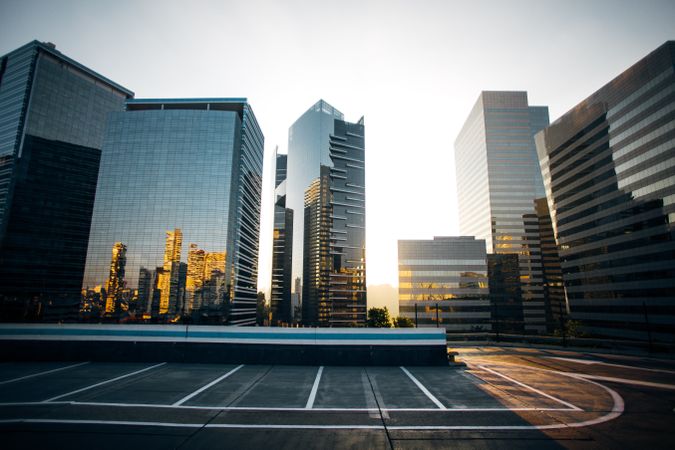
[455,91,550,333]
[82,98,264,325]
[398,237,491,330]
[287,100,366,326]
[0,41,133,322]
[535,41,675,342]
[270,152,293,325]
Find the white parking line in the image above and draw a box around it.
[0,400,577,412]
[42,362,166,402]
[477,365,582,411]
[547,357,675,375]
[305,366,324,409]
[569,373,675,391]
[400,366,446,410]
[0,362,89,385]
[172,364,244,406]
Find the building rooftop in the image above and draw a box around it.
[2,40,134,98]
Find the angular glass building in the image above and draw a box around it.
[0,41,133,322]
[287,100,366,326]
[270,152,293,325]
[535,41,675,342]
[82,98,263,325]
[398,237,491,331]
[455,91,550,333]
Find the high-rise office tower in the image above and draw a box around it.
[83,98,264,325]
[270,152,293,325]
[398,237,491,330]
[455,91,550,333]
[104,242,127,314]
[287,100,366,326]
[535,41,675,342]
[0,41,133,321]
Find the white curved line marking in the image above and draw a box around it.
[477,365,581,410]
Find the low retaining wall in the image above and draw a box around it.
[0,324,449,366]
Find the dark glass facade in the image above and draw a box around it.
[398,237,491,331]
[534,197,566,330]
[455,91,551,333]
[535,41,675,342]
[270,153,293,325]
[487,253,523,333]
[288,100,366,326]
[0,41,133,321]
[82,98,263,325]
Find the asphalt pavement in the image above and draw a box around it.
[0,346,673,449]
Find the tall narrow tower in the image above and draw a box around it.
[455,92,550,333]
[287,100,366,326]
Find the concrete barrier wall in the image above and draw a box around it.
[0,324,449,366]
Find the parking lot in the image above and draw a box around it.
[0,351,639,449]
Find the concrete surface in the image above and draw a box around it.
[0,346,674,449]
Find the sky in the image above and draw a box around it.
[1,0,673,309]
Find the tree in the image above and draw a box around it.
[367,307,391,328]
[392,316,415,328]
[554,319,585,338]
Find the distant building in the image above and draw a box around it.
[83,98,264,324]
[288,100,366,326]
[398,237,491,331]
[0,41,133,321]
[455,91,550,333]
[270,152,294,325]
[535,41,675,342]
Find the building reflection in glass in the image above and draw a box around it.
[104,242,127,314]
[82,98,263,324]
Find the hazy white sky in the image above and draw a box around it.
[1,0,673,298]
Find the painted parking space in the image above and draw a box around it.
[0,362,88,385]
[183,364,271,407]
[365,366,440,409]
[230,366,319,408]
[63,363,239,405]
[312,366,375,409]
[0,362,155,403]
[403,366,506,409]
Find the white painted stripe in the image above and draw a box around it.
[305,366,324,409]
[42,362,166,402]
[400,366,446,410]
[547,357,675,375]
[0,401,576,412]
[207,424,382,429]
[477,365,582,411]
[0,418,202,428]
[0,362,89,385]
[572,373,675,391]
[0,419,384,429]
[172,364,244,406]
